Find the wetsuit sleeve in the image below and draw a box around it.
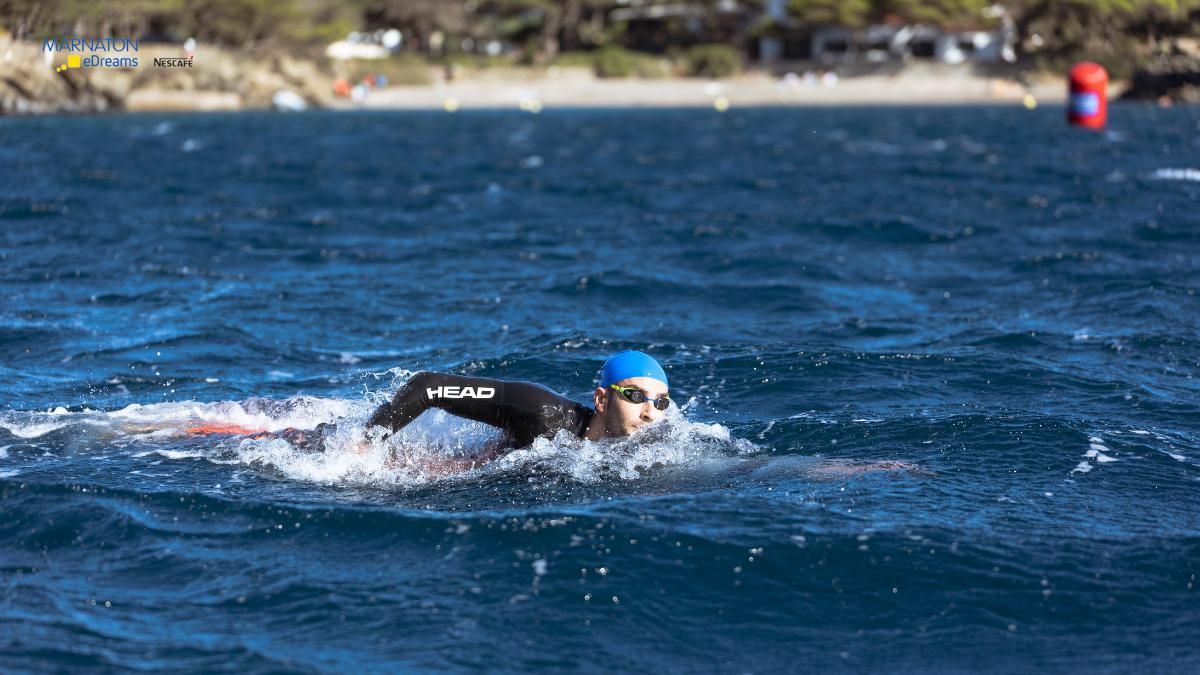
[366,371,589,446]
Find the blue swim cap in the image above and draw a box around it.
[598,350,668,389]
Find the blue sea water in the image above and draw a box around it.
[1,105,1199,673]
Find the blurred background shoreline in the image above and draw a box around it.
[2,1,1198,114]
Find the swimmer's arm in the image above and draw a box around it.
[366,371,513,436]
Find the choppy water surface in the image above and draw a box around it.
[2,106,1199,673]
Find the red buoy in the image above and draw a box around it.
[1068,62,1108,130]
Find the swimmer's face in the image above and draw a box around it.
[592,376,669,438]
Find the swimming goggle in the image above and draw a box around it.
[609,384,671,410]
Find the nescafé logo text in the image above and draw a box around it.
[44,37,139,70]
[154,56,194,68]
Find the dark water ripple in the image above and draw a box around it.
[2,106,1200,672]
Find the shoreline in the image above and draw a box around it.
[0,37,1100,115]
[351,70,1069,111]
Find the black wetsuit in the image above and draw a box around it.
[367,371,595,449]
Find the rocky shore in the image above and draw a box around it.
[1121,56,1200,104]
[0,39,332,115]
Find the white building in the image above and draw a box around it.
[934,30,1014,64]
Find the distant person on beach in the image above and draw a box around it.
[364,350,671,464]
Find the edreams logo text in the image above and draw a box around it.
[44,37,139,70]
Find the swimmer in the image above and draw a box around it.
[364,350,671,462]
[179,351,670,474]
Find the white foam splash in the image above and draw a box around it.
[108,397,358,434]
[1152,168,1200,182]
[1109,428,1190,464]
[0,421,64,439]
[490,413,756,483]
[1072,435,1119,473]
[0,416,74,438]
[1,396,361,441]
[142,449,203,460]
[127,429,184,441]
[235,433,395,483]
[1084,437,1118,464]
[300,404,500,482]
[757,420,775,439]
[212,407,754,487]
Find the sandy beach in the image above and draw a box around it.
[357,64,1070,111]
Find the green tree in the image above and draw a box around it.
[787,0,873,27]
[360,0,468,53]
[882,0,993,25]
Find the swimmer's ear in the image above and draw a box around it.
[592,386,608,413]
